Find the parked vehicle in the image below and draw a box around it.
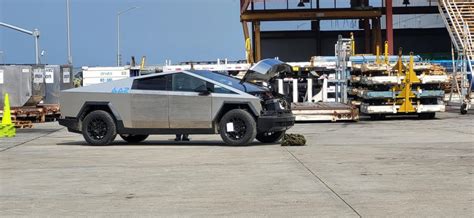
[59,59,295,145]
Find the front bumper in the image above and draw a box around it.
[257,113,295,133]
[58,117,81,133]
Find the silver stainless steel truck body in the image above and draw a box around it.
[59,59,295,145]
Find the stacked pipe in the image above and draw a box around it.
[349,42,450,119]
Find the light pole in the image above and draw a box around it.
[66,0,73,65]
[0,22,40,64]
[117,6,139,66]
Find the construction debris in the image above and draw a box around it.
[281,134,306,146]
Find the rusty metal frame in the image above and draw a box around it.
[241,9,382,22]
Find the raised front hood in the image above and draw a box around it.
[242,59,292,83]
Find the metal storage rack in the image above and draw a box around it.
[350,46,449,119]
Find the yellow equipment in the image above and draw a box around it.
[384,41,389,65]
[350,32,355,55]
[376,45,381,65]
[0,93,16,137]
[394,48,405,77]
[140,56,146,71]
[245,38,252,64]
[397,53,421,113]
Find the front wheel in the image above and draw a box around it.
[120,134,149,143]
[82,110,117,145]
[219,109,257,146]
[256,131,285,143]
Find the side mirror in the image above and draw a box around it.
[198,90,211,96]
[195,85,211,96]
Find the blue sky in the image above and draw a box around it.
[0,0,245,66]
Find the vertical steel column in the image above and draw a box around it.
[254,21,261,62]
[364,19,371,53]
[371,18,375,53]
[312,20,322,55]
[373,17,382,52]
[386,0,394,55]
[322,77,328,102]
[292,79,298,103]
[307,78,313,102]
[278,79,284,94]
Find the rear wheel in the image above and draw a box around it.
[82,110,117,145]
[256,131,285,143]
[120,134,149,143]
[219,109,257,146]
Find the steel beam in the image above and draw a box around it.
[386,0,394,55]
[240,0,251,13]
[385,6,439,15]
[241,9,382,21]
[240,6,438,22]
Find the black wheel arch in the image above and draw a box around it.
[213,102,259,124]
[75,102,122,131]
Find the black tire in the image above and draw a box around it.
[120,134,149,143]
[82,110,117,145]
[256,131,285,143]
[418,112,436,119]
[460,103,468,115]
[219,109,257,146]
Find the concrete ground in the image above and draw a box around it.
[0,110,473,217]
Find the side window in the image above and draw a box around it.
[132,75,168,90]
[213,84,237,94]
[171,73,208,92]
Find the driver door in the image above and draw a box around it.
[168,72,213,129]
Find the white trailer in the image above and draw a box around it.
[82,66,133,87]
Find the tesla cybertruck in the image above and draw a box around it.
[59,59,295,146]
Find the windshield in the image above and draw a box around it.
[192,70,267,93]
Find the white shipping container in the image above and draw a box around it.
[83,77,129,87]
[82,66,130,78]
[82,66,132,86]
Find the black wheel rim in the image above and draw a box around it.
[226,117,247,140]
[87,118,108,140]
[264,132,274,136]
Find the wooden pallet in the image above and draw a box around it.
[13,120,33,129]
[0,104,60,123]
